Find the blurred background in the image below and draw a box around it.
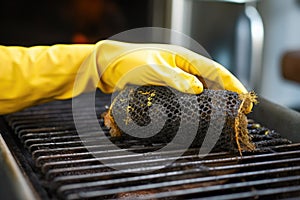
[0,0,300,111]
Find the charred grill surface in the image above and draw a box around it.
[1,91,298,200]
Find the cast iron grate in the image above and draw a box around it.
[3,91,300,200]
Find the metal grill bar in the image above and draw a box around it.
[48,150,300,183]
[2,92,300,200]
[57,165,300,195]
[142,178,300,200]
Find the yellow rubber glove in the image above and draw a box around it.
[0,40,247,115]
[0,44,95,114]
[92,40,247,94]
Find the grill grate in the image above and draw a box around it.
[2,91,300,200]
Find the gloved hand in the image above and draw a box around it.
[0,40,247,115]
[91,40,247,94]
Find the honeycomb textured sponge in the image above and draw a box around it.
[104,86,256,153]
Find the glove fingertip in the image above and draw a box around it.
[187,77,204,94]
[171,75,203,94]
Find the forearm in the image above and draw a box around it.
[0,44,95,114]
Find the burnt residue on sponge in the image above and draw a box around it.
[104,85,257,154]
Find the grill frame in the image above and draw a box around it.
[0,118,48,200]
[0,91,300,200]
[249,96,300,142]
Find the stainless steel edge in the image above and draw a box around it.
[0,134,38,200]
[249,97,300,142]
[245,4,264,92]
